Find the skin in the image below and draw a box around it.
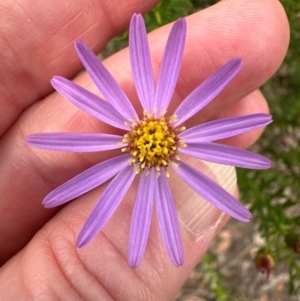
[0,0,289,300]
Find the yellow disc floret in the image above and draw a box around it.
[122,113,185,174]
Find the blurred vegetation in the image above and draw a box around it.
[144,0,193,30]
[103,0,300,299]
[238,0,300,295]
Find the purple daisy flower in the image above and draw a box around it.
[27,14,272,268]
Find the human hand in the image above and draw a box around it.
[0,0,289,300]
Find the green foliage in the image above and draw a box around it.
[199,253,245,301]
[144,0,193,31]
[190,0,218,9]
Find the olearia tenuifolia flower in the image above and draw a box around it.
[27,14,272,268]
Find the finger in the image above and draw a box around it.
[0,159,233,301]
[0,0,160,136]
[0,0,289,264]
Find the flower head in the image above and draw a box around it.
[255,248,275,279]
[27,14,272,267]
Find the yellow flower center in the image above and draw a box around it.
[122,114,185,175]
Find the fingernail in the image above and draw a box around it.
[170,156,236,241]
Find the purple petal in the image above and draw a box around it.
[179,142,271,169]
[77,165,135,248]
[155,18,186,116]
[155,172,184,267]
[171,160,252,222]
[179,114,273,142]
[129,14,155,113]
[174,58,242,127]
[128,168,157,268]
[51,77,128,131]
[43,154,131,208]
[27,133,125,152]
[75,40,138,122]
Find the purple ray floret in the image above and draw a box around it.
[51,76,129,131]
[27,13,272,268]
[75,40,138,122]
[129,14,155,114]
[179,113,272,142]
[128,168,157,268]
[174,58,243,127]
[154,18,186,116]
[27,133,125,152]
[171,160,252,222]
[179,142,271,169]
[156,172,184,266]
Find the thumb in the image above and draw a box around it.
[173,156,236,240]
[0,159,235,301]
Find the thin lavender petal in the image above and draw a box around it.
[43,154,131,208]
[75,40,138,121]
[155,18,186,116]
[27,133,125,152]
[129,14,155,113]
[128,168,157,268]
[51,77,128,131]
[77,165,135,248]
[171,160,251,222]
[179,114,273,142]
[179,142,271,169]
[174,58,242,127]
[156,172,184,267]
